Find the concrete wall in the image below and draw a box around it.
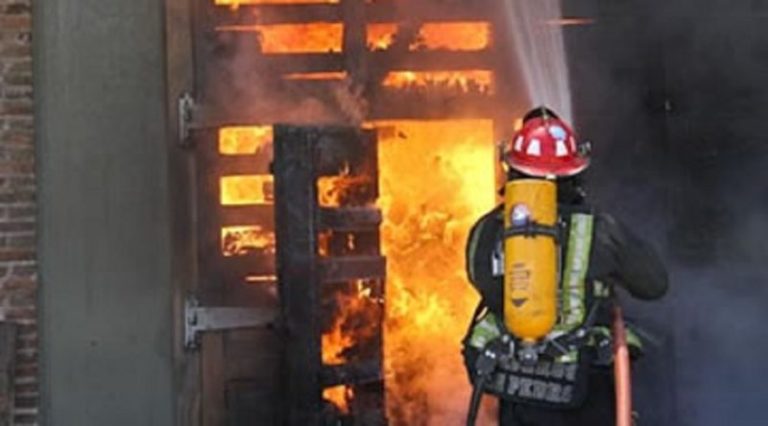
[34,0,175,424]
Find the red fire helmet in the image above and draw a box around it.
[503,112,589,178]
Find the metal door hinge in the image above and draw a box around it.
[184,296,278,350]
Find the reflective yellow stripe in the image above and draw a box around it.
[468,313,502,348]
[556,213,594,333]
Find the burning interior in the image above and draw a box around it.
[186,0,528,423]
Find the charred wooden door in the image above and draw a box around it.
[273,125,386,426]
[192,127,282,426]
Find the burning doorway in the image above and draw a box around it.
[177,0,526,423]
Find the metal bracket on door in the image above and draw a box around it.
[178,92,260,147]
[184,296,278,350]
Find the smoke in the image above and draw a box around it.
[563,1,768,424]
[503,0,573,121]
[208,30,368,125]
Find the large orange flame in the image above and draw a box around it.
[216,23,343,54]
[376,120,496,424]
[367,22,491,51]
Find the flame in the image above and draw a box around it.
[219,126,273,155]
[367,24,396,51]
[220,175,274,205]
[375,120,496,425]
[221,225,276,256]
[367,22,491,51]
[382,70,493,93]
[217,23,343,54]
[322,280,383,413]
[317,166,372,208]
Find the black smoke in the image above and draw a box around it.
[563,1,768,424]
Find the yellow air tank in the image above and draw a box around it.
[503,179,558,342]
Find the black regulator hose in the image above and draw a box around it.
[465,375,488,426]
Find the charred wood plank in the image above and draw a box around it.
[273,125,323,426]
[216,155,272,175]
[211,4,341,26]
[208,2,494,26]
[220,205,275,227]
[262,53,344,74]
[370,50,495,71]
[369,92,500,120]
[319,256,386,282]
[366,1,496,23]
[318,207,382,232]
[320,359,383,388]
[219,252,277,276]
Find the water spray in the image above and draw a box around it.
[504,0,574,122]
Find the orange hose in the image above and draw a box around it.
[613,305,632,426]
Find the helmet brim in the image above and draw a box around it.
[509,157,590,178]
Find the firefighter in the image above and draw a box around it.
[463,107,668,426]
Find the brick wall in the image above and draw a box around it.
[0,0,37,424]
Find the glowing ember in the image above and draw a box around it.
[216,23,343,54]
[382,70,493,93]
[376,120,496,424]
[367,22,491,51]
[220,175,274,205]
[219,126,273,155]
[283,71,348,81]
[245,274,277,284]
[221,225,276,256]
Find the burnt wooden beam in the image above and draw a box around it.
[220,205,275,227]
[318,207,382,232]
[319,256,386,282]
[320,359,383,388]
[341,0,368,88]
[261,53,345,74]
[366,1,496,23]
[273,125,322,426]
[216,155,272,175]
[370,50,495,71]
[369,92,501,120]
[208,2,494,26]
[218,252,277,277]
[211,4,341,25]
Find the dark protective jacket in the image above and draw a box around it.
[465,203,669,318]
[463,202,669,424]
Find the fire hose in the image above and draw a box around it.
[613,304,633,426]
